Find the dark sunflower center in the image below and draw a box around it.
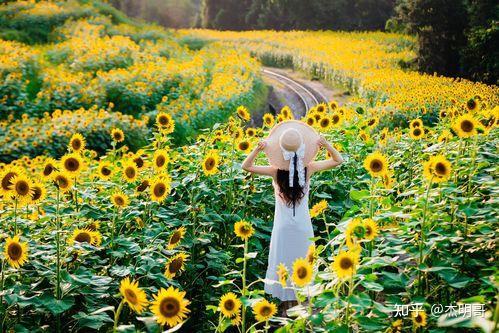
[125,289,138,304]
[205,158,215,170]
[467,99,476,110]
[413,128,421,136]
[339,257,353,270]
[297,266,307,279]
[260,306,272,316]
[156,156,166,167]
[43,165,53,176]
[72,139,81,150]
[415,314,422,323]
[64,158,79,172]
[320,119,330,127]
[461,120,473,132]
[32,186,42,201]
[169,258,183,273]
[412,121,420,128]
[307,118,314,125]
[1,172,16,190]
[370,160,383,172]
[8,243,22,260]
[134,157,144,168]
[435,162,447,175]
[154,183,166,197]
[368,119,375,126]
[75,232,92,243]
[159,116,169,125]
[15,180,29,196]
[169,231,181,245]
[114,196,125,206]
[55,176,69,188]
[125,167,136,179]
[224,299,235,311]
[239,142,249,150]
[113,132,123,140]
[332,115,339,124]
[240,225,250,235]
[160,297,180,317]
[137,180,149,192]
[101,167,111,176]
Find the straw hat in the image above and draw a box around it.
[264,120,320,169]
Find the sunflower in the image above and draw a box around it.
[245,127,257,137]
[234,220,254,241]
[150,177,170,203]
[156,112,174,130]
[0,166,22,196]
[97,160,113,180]
[136,179,150,193]
[438,130,453,142]
[316,103,327,113]
[218,292,241,319]
[345,218,365,248]
[237,140,251,153]
[69,228,100,246]
[4,235,28,268]
[150,286,190,327]
[366,116,379,128]
[69,133,86,152]
[153,149,170,171]
[61,153,84,175]
[292,258,313,287]
[122,160,138,183]
[309,199,328,218]
[236,106,250,121]
[164,253,188,279]
[168,227,186,250]
[409,126,425,140]
[280,106,293,119]
[363,151,388,177]
[41,158,57,178]
[9,175,33,201]
[277,263,289,287]
[202,150,220,176]
[31,182,46,204]
[306,244,317,265]
[409,118,423,129]
[262,113,275,127]
[318,115,332,130]
[381,171,395,189]
[423,155,452,183]
[331,112,342,127]
[329,101,338,111]
[305,115,316,127]
[277,114,285,123]
[133,154,146,169]
[111,191,129,208]
[411,310,427,327]
[358,130,370,142]
[53,172,72,192]
[332,251,359,279]
[111,128,125,143]
[119,277,148,314]
[363,218,379,241]
[453,113,479,138]
[252,299,277,322]
[466,97,479,112]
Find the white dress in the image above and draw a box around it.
[264,180,314,301]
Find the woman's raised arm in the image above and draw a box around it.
[242,141,276,177]
[308,136,343,174]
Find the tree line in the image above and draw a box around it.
[107,0,497,84]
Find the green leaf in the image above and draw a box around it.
[350,189,370,201]
[40,294,75,315]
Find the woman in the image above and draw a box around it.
[242,120,343,314]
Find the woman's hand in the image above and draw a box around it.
[316,136,327,148]
[257,140,267,151]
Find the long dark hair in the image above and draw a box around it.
[276,167,307,208]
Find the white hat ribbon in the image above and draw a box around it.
[281,143,306,187]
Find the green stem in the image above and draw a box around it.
[56,187,61,333]
[418,178,432,296]
[345,275,354,331]
[241,239,248,333]
[113,300,125,333]
[13,198,18,235]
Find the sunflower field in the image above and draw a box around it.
[0,1,498,333]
